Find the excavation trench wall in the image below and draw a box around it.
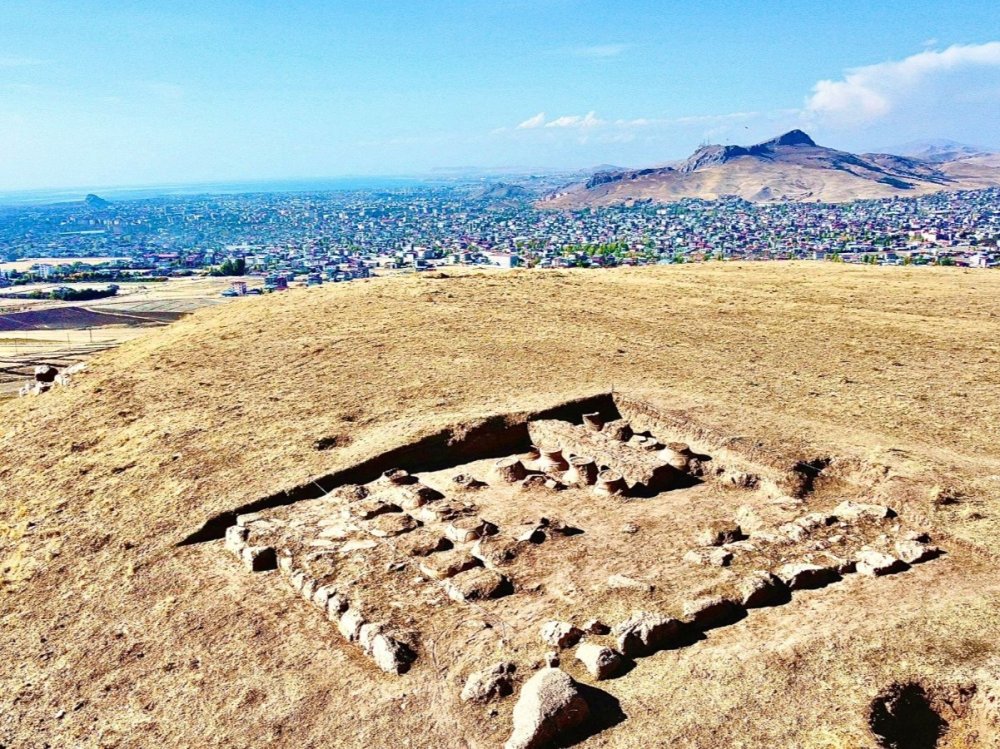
[179,392,619,545]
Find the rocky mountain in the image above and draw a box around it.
[467,182,532,202]
[541,130,1000,208]
[84,193,111,209]
[883,138,996,164]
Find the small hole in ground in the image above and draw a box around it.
[869,682,948,749]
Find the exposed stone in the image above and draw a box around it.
[734,505,765,533]
[817,552,856,574]
[300,578,317,602]
[855,549,907,577]
[327,484,369,503]
[575,642,623,680]
[34,365,58,383]
[418,548,482,580]
[738,571,786,608]
[236,512,264,527]
[224,525,248,555]
[326,593,348,619]
[444,567,510,602]
[833,501,895,522]
[461,662,517,704]
[683,548,733,567]
[471,536,528,568]
[777,523,808,542]
[312,585,335,608]
[491,457,528,484]
[583,619,610,635]
[338,608,366,641]
[378,468,412,486]
[445,516,496,543]
[602,420,633,442]
[614,611,684,657]
[371,632,416,674]
[364,512,421,538]
[894,539,940,564]
[241,545,276,572]
[696,521,743,547]
[682,595,744,629]
[620,522,640,534]
[396,529,452,557]
[351,498,402,520]
[358,622,386,653]
[396,484,441,510]
[540,621,584,649]
[606,574,653,592]
[795,512,837,532]
[775,563,840,590]
[504,668,590,749]
[529,418,683,492]
[544,651,560,668]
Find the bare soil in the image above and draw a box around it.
[3,263,1000,748]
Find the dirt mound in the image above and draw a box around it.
[4,264,1000,748]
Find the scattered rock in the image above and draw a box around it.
[583,619,610,635]
[444,567,511,602]
[445,517,497,543]
[418,549,482,580]
[545,651,560,668]
[894,539,940,564]
[472,536,528,568]
[396,530,452,557]
[738,571,787,608]
[365,512,421,537]
[775,563,840,590]
[462,662,517,704]
[682,595,744,629]
[695,521,743,546]
[504,668,590,749]
[817,552,856,574]
[614,611,684,657]
[855,550,907,577]
[540,621,584,649]
[833,501,895,521]
[351,498,402,520]
[683,548,733,567]
[575,642,623,680]
[620,522,640,534]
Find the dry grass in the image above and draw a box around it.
[3,262,1000,748]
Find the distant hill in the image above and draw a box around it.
[467,182,533,202]
[84,193,111,209]
[540,130,1000,208]
[881,138,997,164]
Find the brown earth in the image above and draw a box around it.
[3,263,1000,748]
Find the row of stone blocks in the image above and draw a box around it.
[224,523,416,675]
[524,418,690,494]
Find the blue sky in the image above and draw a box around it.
[1,0,999,189]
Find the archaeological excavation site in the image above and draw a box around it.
[201,391,986,748]
[7,266,1000,749]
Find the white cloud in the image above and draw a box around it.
[516,112,546,129]
[569,44,630,59]
[545,111,604,129]
[806,41,1000,126]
